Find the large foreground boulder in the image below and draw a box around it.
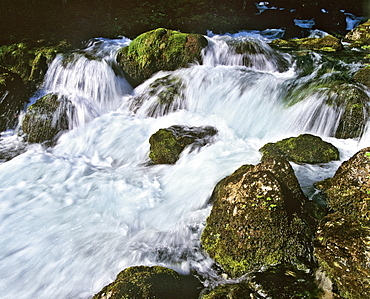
[201,156,314,278]
[93,266,202,299]
[149,125,217,164]
[22,93,69,143]
[259,134,340,164]
[117,28,207,87]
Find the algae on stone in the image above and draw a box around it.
[117,28,207,87]
[259,134,339,164]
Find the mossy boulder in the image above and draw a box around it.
[314,213,370,299]
[344,20,370,48]
[149,125,217,164]
[200,283,254,299]
[259,134,339,164]
[201,156,314,278]
[353,66,370,89]
[0,67,28,131]
[92,265,202,299]
[319,147,370,224]
[22,93,69,143]
[117,28,208,87]
[271,35,343,52]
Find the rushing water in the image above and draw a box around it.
[0,33,369,299]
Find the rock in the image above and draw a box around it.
[22,93,70,143]
[0,67,28,131]
[92,265,202,299]
[200,283,254,299]
[259,134,340,164]
[314,213,370,299]
[344,20,370,48]
[321,147,370,224]
[271,35,343,52]
[250,264,321,298]
[117,28,208,87]
[201,156,314,278]
[353,66,370,88]
[149,125,217,164]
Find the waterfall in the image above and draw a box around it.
[0,32,369,299]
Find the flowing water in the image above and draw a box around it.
[0,33,369,299]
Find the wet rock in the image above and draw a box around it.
[353,65,370,88]
[201,156,314,278]
[117,28,207,87]
[92,265,202,299]
[320,147,370,224]
[0,67,28,132]
[259,134,340,164]
[149,125,217,165]
[22,93,70,143]
[344,20,370,48]
[271,35,343,52]
[314,213,370,299]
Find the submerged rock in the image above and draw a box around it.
[201,156,314,278]
[0,67,28,132]
[149,125,217,164]
[22,93,69,143]
[117,28,207,87]
[92,265,202,299]
[271,35,343,52]
[315,213,370,299]
[259,134,339,164]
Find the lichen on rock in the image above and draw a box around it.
[117,28,208,87]
[271,35,343,52]
[259,134,339,164]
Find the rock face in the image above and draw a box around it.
[117,28,208,87]
[22,93,69,143]
[259,134,340,164]
[92,265,202,299]
[149,125,217,164]
[0,67,28,132]
[201,156,314,278]
[314,147,370,298]
[344,20,370,48]
[271,35,343,52]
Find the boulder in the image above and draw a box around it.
[0,67,28,131]
[353,66,370,89]
[271,35,343,52]
[149,125,217,164]
[320,147,370,224]
[314,213,370,299]
[117,28,208,87]
[344,20,370,48]
[259,134,340,164]
[22,93,70,143]
[201,156,314,278]
[93,265,202,299]
[200,283,254,299]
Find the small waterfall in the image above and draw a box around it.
[41,37,132,128]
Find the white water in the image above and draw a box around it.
[0,34,369,299]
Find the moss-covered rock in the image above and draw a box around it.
[117,28,207,87]
[201,156,314,278]
[0,67,28,131]
[344,20,370,48]
[22,93,69,143]
[320,147,370,224]
[353,66,370,88]
[259,134,339,164]
[92,265,202,299]
[200,283,254,299]
[149,125,217,164]
[271,35,343,52]
[314,213,370,299]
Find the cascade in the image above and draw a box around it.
[0,33,369,299]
